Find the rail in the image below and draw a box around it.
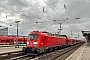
[0,51,23,60]
[0,42,84,60]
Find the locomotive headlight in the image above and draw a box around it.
[33,42,38,44]
[27,42,29,45]
[33,42,38,46]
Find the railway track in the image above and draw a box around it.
[32,42,84,60]
[0,51,23,60]
[8,55,34,60]
[0,42,84,60]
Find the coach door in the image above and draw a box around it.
[14,37,16,44]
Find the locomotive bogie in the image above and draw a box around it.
[22,47,46,55]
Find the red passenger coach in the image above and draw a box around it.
[71,39,76,45]
[17,37,27,44]
[0,36,14,45]
[59,35,73,46]
[76,39,81,44]
[0,36,27,45]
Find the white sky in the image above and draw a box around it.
[0,0,90,39]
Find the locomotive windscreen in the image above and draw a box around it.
[28,34,38,40]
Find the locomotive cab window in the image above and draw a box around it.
[28,34,38,40]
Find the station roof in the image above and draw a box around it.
[82,31,90,41]
[82,31,90,34]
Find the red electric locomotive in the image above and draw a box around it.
[22,31,69,55]
[0,36,14,45]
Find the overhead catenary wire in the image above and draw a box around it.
[58,0,82,32]
[64,4,81,32]
[0,4,39,27]
[0,0,85,37]
[0,0,83,22]
[0,0,88,18]
[0,4,34,19]
[6,1,52,22]
[60,1,84,38]
[0,0,85,32]
[59,0,82,32]
[0,0,53,27]
[43,0,80,32]
[42,0,86,32]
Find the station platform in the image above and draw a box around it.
[65,42,90,60]
[0,44,26,54]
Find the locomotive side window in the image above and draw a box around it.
[29,34,38,40]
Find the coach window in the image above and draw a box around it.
[6,40,10,42]
[1,40,5,42]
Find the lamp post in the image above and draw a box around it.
[15,21,20,48]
